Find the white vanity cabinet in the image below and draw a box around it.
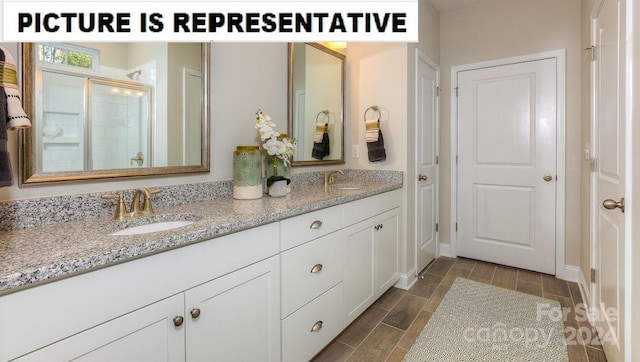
[280,207,346,362]
[280,189,401,361]
[0,188,402,362]
[0,223,280,362]
[343,192,401,324]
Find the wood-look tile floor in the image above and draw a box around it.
[312,257,608,362]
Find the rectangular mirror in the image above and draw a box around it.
[287,43,345,166]
[20,42,210,184]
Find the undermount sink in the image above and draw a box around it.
[110,221,195,236]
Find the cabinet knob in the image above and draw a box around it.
[309,220,323,229]
[310,321,323,332]
[173,316,184,327]
[310,263,323,273]
[190,308,201,319]
[418,174,428,181]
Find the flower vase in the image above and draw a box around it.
[268,179,288,197]
[265,156,291,194]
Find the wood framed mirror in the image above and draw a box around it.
[19,42,210,185]
[287,43,345,166]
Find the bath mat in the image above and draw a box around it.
[404,277,568,361]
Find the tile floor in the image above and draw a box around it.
[312,257,608,362]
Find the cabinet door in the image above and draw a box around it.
[15,294,185,362]
[185,256,281,362]
[343,219,375,324]
[375,209,400,295]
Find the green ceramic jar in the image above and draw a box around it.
[233,146,262,199]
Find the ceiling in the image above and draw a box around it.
[429,0,487,13]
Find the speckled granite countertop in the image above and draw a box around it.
[0,178,402,295]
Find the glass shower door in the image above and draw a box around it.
[89,81,152,170]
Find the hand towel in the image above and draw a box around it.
[367,129,386,162]
[365,118,380,142]
[313,122,327,143]
[0,49,13,187]
[311,131,330,160]
[0,46,31,130]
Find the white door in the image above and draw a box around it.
[591,0,625,359]
[415,53,439,274]
[456,58,557,274]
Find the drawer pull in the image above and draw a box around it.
[173,316,184,327]
[310,321,323,332]
[190,308,201,319]
[310,263,323,273]
[310,220,323,229]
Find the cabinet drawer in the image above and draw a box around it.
[280,206,343,250]
[281,283,344,362]
[281,232,342,318]
[343,189,401,227]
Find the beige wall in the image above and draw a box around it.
[438,0,583,267]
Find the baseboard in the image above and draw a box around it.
[577,267,591,309]
[439,243,455,258]
[562,265,580,283]
[394,267,417,291]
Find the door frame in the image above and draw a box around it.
[414,49,440,274]
[449,49,566,279]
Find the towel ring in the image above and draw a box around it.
[316,110,336,125]
[364,106,381,122]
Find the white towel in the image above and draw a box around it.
[314,122,327,143]
[0,46,31,130]
[365,118,380,143]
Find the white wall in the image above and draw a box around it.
[438,0,582,267]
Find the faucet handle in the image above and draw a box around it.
[101,192,127,220]
[140,188,163,215]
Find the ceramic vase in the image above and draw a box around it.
[232,146,262,199]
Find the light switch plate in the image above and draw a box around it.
[352,145,360,159]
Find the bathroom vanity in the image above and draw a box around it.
[0,175,402,362]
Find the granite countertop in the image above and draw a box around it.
[0,179,402,295]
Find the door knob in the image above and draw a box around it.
[603,198,625,213]
[543,174,553,182]
[418,174,428,181]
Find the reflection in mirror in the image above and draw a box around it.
[287,43,345,166]
[20,42,210,184]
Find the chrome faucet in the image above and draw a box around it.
[102,188,163,220]
[323,170,344,189]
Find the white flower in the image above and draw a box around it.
[255,109,275,129]
[258,125,279,141]
[255,109,297,167]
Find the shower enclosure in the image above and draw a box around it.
[37,69,152,173]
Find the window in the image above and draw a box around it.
[37,43,99,70]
